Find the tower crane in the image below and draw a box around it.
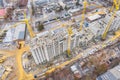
[50,17,73,56]
[67,27,73,56]
[79,0,87,31]
[101,0,119,40]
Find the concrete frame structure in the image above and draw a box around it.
[30,28,83,64]
[30,11,120,65]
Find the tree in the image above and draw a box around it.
[76,0,80,6]
[37,23,44,31]
[76,2,80,6]
[71,18,76,22]
[64,6,70,11]
[94,63,108,76]
[85,74,92,80]
[31,4,35,16]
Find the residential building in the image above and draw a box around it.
[18,0,28,7]
[96,64,120,80]
[30,28,83,64]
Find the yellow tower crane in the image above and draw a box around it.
[79,0,87,31]
[50,18,73,56]
[23,12,35,38]
[101,0,119,40]
[67,27,73,56]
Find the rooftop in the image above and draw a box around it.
[109,65,120,79]
[87,14,101,21]
[0,9,6,18]
[97,64,120,80]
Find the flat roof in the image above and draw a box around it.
[70,65,77,72]
[13,23,26,41]
[37,31,49,37]
[0,9,5,17]
[109,65,120,79]
[97,64,120,80]
[88,21,101,35]
[116,10,120,16]
[88,14,101,21]
[68,8,80,13]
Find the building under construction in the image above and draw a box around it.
[30,10,120,65]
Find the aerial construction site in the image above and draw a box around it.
[0,0,120,80]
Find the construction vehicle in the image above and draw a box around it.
[113,0,120,10]
[0,56,6,63]
[101,0,119,40]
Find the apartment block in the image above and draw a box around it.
[30,28,83,64]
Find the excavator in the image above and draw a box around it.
[101,0,120,40]
[0,56,6,63]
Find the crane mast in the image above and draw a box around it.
[79,0,87,31]
[102,0,119,40]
